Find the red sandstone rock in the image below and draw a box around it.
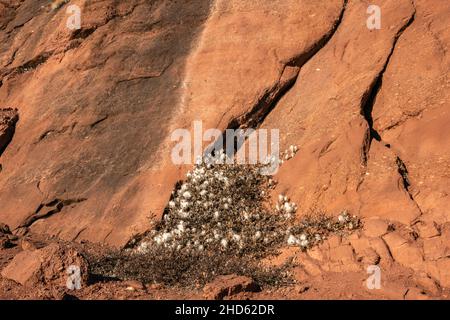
[1,243,89,287]
[383,232,424,271]
[363,218,389,238]
[0,0,449,297]
[203,275,260,300]
[416,220,441,239]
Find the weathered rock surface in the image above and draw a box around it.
[0,222,16,249]
[0,0,213,245]
[0,0,348,246]
[0,108,18,156]
[0,0,449,293]
[203,274,260,300]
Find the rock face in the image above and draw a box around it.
[0,0,214,245]
[0,0,449,290]
[0,108,18,156]
[0,0,348,245]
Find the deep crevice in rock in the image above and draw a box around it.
[16,52,53,74]
[16,197,87,232]
[210,0,349,156]
[227,0,348,132]
[360,9,416,165]
[70,27,97,40]
[357,6,422,216]
[396,156,411,192]
[395,156,422,217]
[128,1,350,247]
[0,108,19,157]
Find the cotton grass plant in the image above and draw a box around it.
[89,150,360,287]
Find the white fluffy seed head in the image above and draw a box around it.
[162,232,172,242]
[182,191,192,199]
[284,203,294,213]
[221,239,228,248]
[178,210,189,219]
[137,242,150,254]
[180,200,190,209]
[154,235,162,245]
[287,235,298,245]
[232,234,241,242]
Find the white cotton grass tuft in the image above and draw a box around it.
[220,239,228,248]
[279,145,299,163]
[183,191,192,199]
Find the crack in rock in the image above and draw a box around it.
[227,0,349,132]
[360,7,416,166]
[15,198,87,232]
[358,3,423,218]
[395,155,423,217]
[0,108,19,157]
[209,0,348,156]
